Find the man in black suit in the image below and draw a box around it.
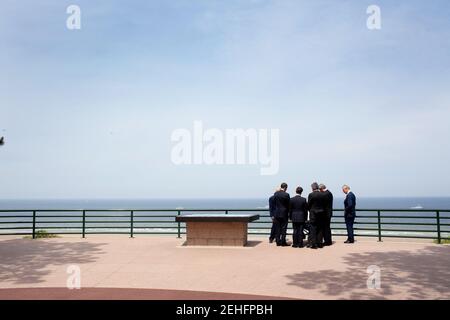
[320,184,333,246]
[343,185,356,243]
[308,182,327,249]
[289,186,308,248]
[273,182,290,246]
[268,187,281,243]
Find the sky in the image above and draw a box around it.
[1,0,450,199]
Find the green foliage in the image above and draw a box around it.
[434,237,450,244]
[24,230,59,239]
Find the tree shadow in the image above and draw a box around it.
[0,238,106,285]
[286,245,450,299]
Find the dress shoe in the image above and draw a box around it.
[269,238,274,243]
[310,246,318,249]
[292,244,299,248]
[344,240,354,244]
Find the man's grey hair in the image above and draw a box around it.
[319,183,326,190]
[342,184,350,190]
[311,182,319,190]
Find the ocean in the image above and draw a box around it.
[2,197,450,210]
[1,198,449,239]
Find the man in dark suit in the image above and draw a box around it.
[343,185,356,243]
[273,182,290,246]
[308,182,327,249]
[268,187,281,243]
[320,184,333,246]
[289,186,308,248]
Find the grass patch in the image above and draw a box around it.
[24,229,59,239]
[433,237,450,244]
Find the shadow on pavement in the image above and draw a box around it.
[285,245,450,299]
[0,238,106,285]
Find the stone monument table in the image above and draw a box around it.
[175,214,260,246]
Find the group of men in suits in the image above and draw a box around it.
[269,182,356,249]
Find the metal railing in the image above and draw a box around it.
[0,208,449,243]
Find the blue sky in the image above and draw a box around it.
[1,0,450,198]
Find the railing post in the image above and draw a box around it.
[82,210,86,238]
[377,210,382,242]
[225,210,228,215]
[177,210,181,239]
[32,210,36,239]
[436,211,441,244]
[130,210,134,238]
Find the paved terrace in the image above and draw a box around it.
[0,235,449,300]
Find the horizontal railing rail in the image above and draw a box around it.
[0,208,449,243]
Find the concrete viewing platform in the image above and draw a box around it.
[0,235,449,300]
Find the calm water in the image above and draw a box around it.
[1,198,449,238]
[1,197,450,210]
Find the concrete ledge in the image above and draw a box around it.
[0,287,293,300]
